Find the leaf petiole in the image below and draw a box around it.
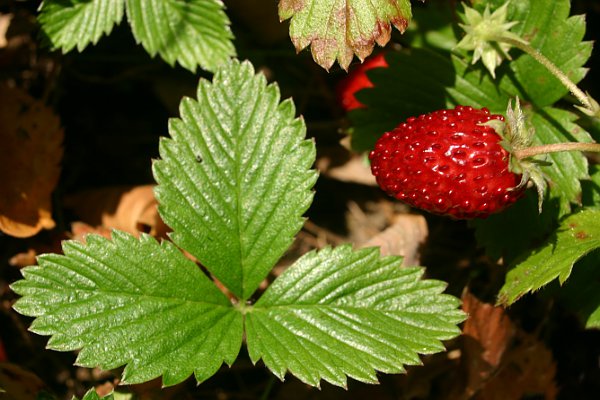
[496,36,599,117]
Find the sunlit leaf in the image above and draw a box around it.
[11,232,243,387]
[125,0,235,72]
[39,0,125,52]
[498,209,600,305]
[280,0,413,70]
[154,60,317,300]
[246,245,464,387]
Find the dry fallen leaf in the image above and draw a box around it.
[317,151,377,186]
[0,85,63,238]
[8,220,151,269]
[70,221,113,242]
[461,290,517,398]
[64,185,169,238]
[478,333,558,400]
[363,213,428,266]
[0,13,11,48]
[456,291,557,400]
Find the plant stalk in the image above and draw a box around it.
[497,36,596,113]
[515,142,600,159]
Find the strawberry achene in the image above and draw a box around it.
[369,106,525,219]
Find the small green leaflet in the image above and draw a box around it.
[125,0,234,72]
[11,232,243,387]
[279,0,413,71]
[72,389,133,400]
[73,388,114,400]
[38,0,125,52]
[154,60,317,300]
[38,0,234,72]
[246,245,465,387]
[498,209,600,306]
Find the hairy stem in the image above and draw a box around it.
[497,37,595,112]
[515,142,600,159]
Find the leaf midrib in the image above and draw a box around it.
[41,285,232,309]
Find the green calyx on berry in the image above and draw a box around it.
[492,99,600,212]
[455,1,526,78]
[485,98,547,213]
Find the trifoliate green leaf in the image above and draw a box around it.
[153,60,317,300]
[245,245,464,387]
[125,0,235,72]
[279,0,413,71]
[11,231,243,387]
[498,209,600,305]
[38,0,125,52]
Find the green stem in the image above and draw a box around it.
[515,142,600,159]
[497,36,595,112]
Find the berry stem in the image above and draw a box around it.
[497,36,599,116]
[514,142,600,159]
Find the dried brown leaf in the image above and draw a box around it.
[456,291,557,400]
[64,185,169,238]
[70,221,113,242]
[0,85,63,238]
[317,150,377,186]
[363,214,428,266]
[461,290,516,397]
[0,14,11,48]
[478,333,557,400]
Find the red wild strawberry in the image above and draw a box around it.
[337,53,388,111]
[369,106,525,219]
